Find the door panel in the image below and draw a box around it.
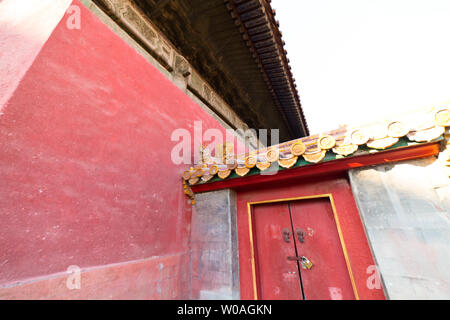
[289,199,355,300]
[253,202,303,300]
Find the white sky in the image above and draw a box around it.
[271,0,450,134]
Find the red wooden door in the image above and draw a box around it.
[253,202,303,300]
[252,198,355,300]
[289,198,355,300]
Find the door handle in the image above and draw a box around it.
[281,228,291,243]
[296,228,305,243]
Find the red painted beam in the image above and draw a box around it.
[191,141,440,193]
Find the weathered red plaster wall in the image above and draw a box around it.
[0,253,189,300]
[0,0,229,299]
[0,0,73,111]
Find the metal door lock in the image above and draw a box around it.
[300,256,313,270]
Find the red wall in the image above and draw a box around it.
[0,0,230,299]
[236,176,386,300]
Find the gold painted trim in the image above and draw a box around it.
[434,108,450,127]
[366,137,399,150]
[290,141,306,156]
[218,169,231,180]
[303,150,326,163]
[387,121,409,138]
[278,156,298,169]
[188,177,199,185]
[194,168,204,177]
[247,202,258,301]
[201,174,214,183]
[328,194,360,300]
[318,134,336,150]
[235,167,250,177]
[182,170,191,180]
[245,155,257,169]
[266,148,279,163]
[247,194,359,300]
[332,144,358,156]
[209,165,219,175]
[350,129,369,145]
[256,161,272,171]
[407,126,445,142]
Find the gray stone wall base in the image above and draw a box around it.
[190,189,240,300]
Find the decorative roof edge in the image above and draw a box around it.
[182,105,450,190]
[225,0,309,137]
